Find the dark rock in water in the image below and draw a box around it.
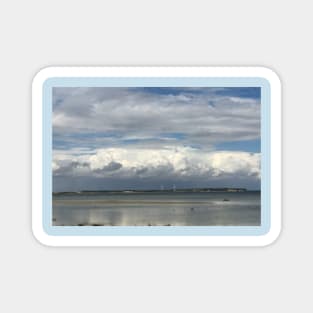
[77,223,85,226]
[223,199,230,201]
[165,224,171,226]
[148,223,152,226]
[91,223,103,226]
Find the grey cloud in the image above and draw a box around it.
[53,87,260,149]
[101,161,122,172]
[135,167,149,175]
[71,161,89,168]
[53,160,90,176]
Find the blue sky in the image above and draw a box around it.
[52,87,261,191]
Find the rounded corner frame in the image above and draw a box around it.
[32,66,281,247]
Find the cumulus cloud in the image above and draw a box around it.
[53,146,260,180]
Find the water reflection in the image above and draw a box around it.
[53,191,261,226]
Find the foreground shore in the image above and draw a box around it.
[53,191,261,226]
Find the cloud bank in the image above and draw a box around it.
[52,87,261,191]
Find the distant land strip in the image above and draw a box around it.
[52,188,261,196]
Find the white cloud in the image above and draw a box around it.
[53,146,260,180]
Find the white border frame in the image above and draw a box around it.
[32,67,281,247]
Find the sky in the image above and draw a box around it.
[52,87,261,191]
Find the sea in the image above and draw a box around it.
[52,191,261,226]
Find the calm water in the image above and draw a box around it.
[53,191,261,226]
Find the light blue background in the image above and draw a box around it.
[43,77,270,236]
